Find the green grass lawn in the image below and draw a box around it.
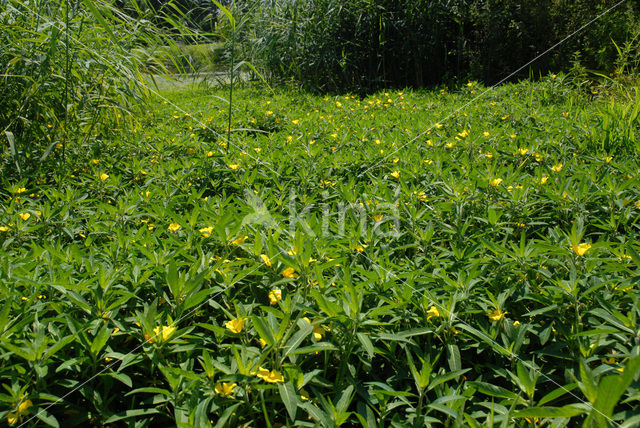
[1,76,639,427]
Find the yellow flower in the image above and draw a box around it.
[434,123,443,129]
[551,163,563,172]
[513,320,521,326]
[572,242,591,256]
[390,170,400,179]
[373,214,383,222]
[214,382,237,397]
[0,226,8,232]
[540,176,549,185]
[392,157,400,163]
[7,398,32,425]
[259,338,267,348]
[354,244,365,253]
[336,101,342,107]
[457,130,469,139]
[207,151,214,157]
[19,213,30,221]
[517,148,528,155]
[228,164,240,170]
[300,388,310,401]
[269,288,282,305]
[257,368,284,383]
[292,119,299,125]
[426,306,440,320]
[424,159,433,165]
[100,173,109,181]
[488,308,505,322]
[152,325,176,342]
[509,134,517,139]
[199,226,213,237]
[231,235,247,245]
[490,178,503,187]
[636,200,640,209]
[15,187,26,194]
[483,131,490,137]
[168,223,181,232]
[282,267,298,278]
[604,156,613,163]
[312,324,326,341]
[260,254,272,267]
[485,152,494,159]
[225,317,246,334]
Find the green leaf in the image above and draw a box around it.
[104,408,161,423]
[277,381,299,421]
[210,0,235,29]
[251,315,275,346]
[467,381,523,403]
[447,344,461,371]
[357,332,374,359]
[282,320,313,358]
[592,355,640,422]
[125,387,172,397]
[286,343,338,356]
[90,324,109,358]
[34,407,60,427]
[512,406,584,418]
[537,383,577,406]
[0,342,35,361]
[428,369,470,391]
[300,401,334,428]
[213,403,241,428]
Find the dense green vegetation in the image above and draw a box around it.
[247,0,640,91]
[1,75,640,426]
[2,0,640,427]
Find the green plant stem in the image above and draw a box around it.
[63,0,70,162]
[227,21,235,154]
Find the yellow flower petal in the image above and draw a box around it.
[572,242,591,256]
[260,254,272,267]
[282,267,298,278]
[199,226,213,237]
[152,325,176,342]
[268,288,282,305]
[488,308,505,322]
[214,382,237,397]
[426,305,440,320]
[225,317,246,334]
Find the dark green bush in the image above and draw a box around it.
[250,0,640,92]
[0,0,175,176]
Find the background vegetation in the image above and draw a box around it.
[248,0,640,91]
[1,0,640,426]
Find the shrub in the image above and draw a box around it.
[0,0,174,176]
[249,0,640,92]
